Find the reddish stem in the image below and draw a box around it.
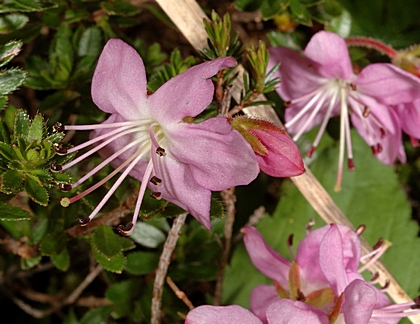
[346,37,398,59]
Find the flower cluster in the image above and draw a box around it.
[185,224,420,323]
[268,31,420,190]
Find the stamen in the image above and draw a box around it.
[363,106,370,117]
[285,90,325,129]
[50,162,62,172]
[369,272,380,284]
[380,280,390,291]
[355,224,366,236]
[380,128,386,138]
[156,147,166,156]
[117,222,134,236]
[151,192,162,200]
[64,120,147,131]
[287,234,295,260]
[306,145,316,158]
[334,88,347,192]
[150,176,162,186]
[59,183,72,192]
[344,108,355,171]
[53,122,65,132]
[350,83,357,91]
[359,239,391,273]
[54,145,68,155]
[78,217,91,226]
[305,218,315,235]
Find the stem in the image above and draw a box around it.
[214,188,236,305]
[345,36,398,59]
[151,213,188,324]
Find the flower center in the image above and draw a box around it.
[53,117,168,235]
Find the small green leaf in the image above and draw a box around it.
[105,279,141,304]
[234,0,263,11]
[78,27,102,57]
[1,169,23,193]
[125,251,159,275]
[0,203,30,221]
[51,248,70,271]
[101,2,141,16]
[80,306,112,324]
[0,0,56,13]
[130,222,166,248]
[0,40,23,68]
[14,109,30,137]
[64,8,90,24]
[20,255,41,270]
[118,236,136,251]
[0,68,27,96]
[0,120,10,144]
[92,248,125,273]
[0,96,7,109]
[261,0,283,19]
[32,218,48,244]
[289,0,312,26]
[0,141,18,160]
[92,224,122,258]
[40,232,66,256]
[0,14,28,34]
[25,174,49,206]
[27,114,44,143]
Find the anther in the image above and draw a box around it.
[156,147,166,156]
[306,218,315,234]
[297,289,306,302]
[117,223,134,236]
[54,145,68,155]
[380,280,390,291]
[412,296,420,309]
[377,143,383,153]
[380,127,386,138]
[53,122,65,133]
[59,183,72,192]
[150,176,162,186]
[50,162,62,172]
[348,158,355,171]
[363,106,370,117]
[78,217,91,226]
[284,101,291,108]
[355,224,366,236]
[306,145,315,158]
[370,272,380,283]
[373,238,383,250]
[150,191,162,200]
[288,234,294,247]
[350,83,357,91]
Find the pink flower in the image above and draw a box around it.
[54,39,260,234]
[395,99,420,147]
[269,31,420,190]
[241,224,420,323]
[229,116,305,177]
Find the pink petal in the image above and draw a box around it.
[251,129,305,177]
[250,285,280,322]
[242,226,291,287]
[149,57,237,123]
[356,63,420,105]
[91,39,148,120]
[341,279,377,324]
[168,117,259,191]
[319,224,348,295]
[395,100,420,139]
[266,299,329,324]
[185,305,262,324]
[151,150,211,229]
[303,31,353,80]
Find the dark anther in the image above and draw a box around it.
[59,183,72,192]
[373,238,383,250]
[412,296,420,309]
[78,217,91,226]
[297,290,306,302]
[150,176,162,186]
[348,158,355,171]
[376,143,383,153]
[306,146,315,158]
[371,145,377,155]
[284,101,291,108]
[156,147,166,156]
[53,122,65,133]
[355,224,366,236]
[362,106,370,117]
[50,162,62,172]
[380,128,386,138]
[150,191,162,200]
[350,83,357,91]
[54,145,68,155]
[370,272,380,282]
[306,218,315,233]
[117,223,134,236]
[381,280,390,291]
[287,234,294,247]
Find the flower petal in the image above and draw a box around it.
[250,285,279,322]
[242,226,291,287]
[356,63,420,105]
[251,129,305,177]
[168,117,259,191]
[185,305,262,324]
[396,100,420,139]
[342,279,377,324]
[266,299,329,324]
[149,57,237,123]
[303,31,353,80]
[151,151,211,229]
[91,39,148,120]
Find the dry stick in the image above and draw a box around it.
[166,276,194,310]
[155,0,420,322]
[214,188,236,306]
[151,213,188,324]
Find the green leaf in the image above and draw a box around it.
[125,251,159,275]
[27,114,43,143]
[0,141,18,160]
[0,0,57,13]
[0,202,30,221]
[40,232,66,256]
[51,248,70,271]
[234,0,263,11]
[0,96,6,109]
[261,0,283,19]
[14,109,30,137]
[20,255,41,270]
[78,27,102,57]
[105,279,141,304]
[130,222,166,248]
[0,41,22,68]
[1,169,23,193]
[289,0,312,26]
[92,224,122,258]
[25,174,49,206]
[64,8,90,24]
[0,14,28,33]
[101,2,141,16]
[0,68,27,95]
[32,217,48,244]
[92,248,125,273]
[80,306,112,324]
[118,236,136,251]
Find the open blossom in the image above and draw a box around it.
[395,99,420,147]
[53,39,260,234]
[269,31,420,190]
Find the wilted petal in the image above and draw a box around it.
[266,299,329,324]
[185,305,262,324]
[91,38,148,120]
[341,279,377,324]
[149,57,237,124]
[242,226,291,287]
[168,118,259,191]
[303,31,353,80]
[250,285,279,322]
